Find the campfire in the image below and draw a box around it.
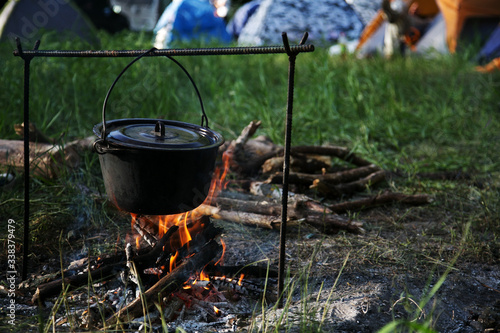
[23,120,433,331]
[31,150,279,331]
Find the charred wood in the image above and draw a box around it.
[131,225,179,274]
[106,239,222,326]
[32,262,126,304]
[204,263,279,279]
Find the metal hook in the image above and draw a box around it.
[15,37,23,57]
[15,38,40,61]
[299,32,309,45]
[282,32,292,57]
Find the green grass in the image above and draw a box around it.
[1,30,499,332]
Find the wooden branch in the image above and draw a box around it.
[32,262,126,304]
[291,145,373,167]
[300,212,365,234]
[266,164,381,186]
[225,120,262,174]
[211,194,364,234]
[131,225,179,274]
[0,136,94,178]
[328,192,433,213]
[14,122,55,143]
[311,170,387,197]
[215,196,283,216]
[106,240,222,326]
[215,210,281,230]
[261,153,332,174]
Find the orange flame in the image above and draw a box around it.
[169,251,179,272]
[199,270,210,281]
[214,239,226,266]
[213,305,221,316]
[238,273,244,286]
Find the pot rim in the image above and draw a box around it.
[94,118,224,151]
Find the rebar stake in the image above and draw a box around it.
[16,38,40,281]
[278,32,308,308]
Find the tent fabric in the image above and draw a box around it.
[477,23,500,62]
[237,0,365,46]
[0,0,97,47]
[436,0,500,52]
[414,12,449,54]
[356,20,387,57]
[226,0,261,39]
[154,0,231,48]
[355,9,385,51]
[355,0,439,51]
[410,0,440,17]
[475,23,500,73]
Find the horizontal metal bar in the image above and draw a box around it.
[13,44,314,58]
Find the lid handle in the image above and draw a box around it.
[155,121,166,137]
[100,48,209,141]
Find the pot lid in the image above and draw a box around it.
[94,119,224,150]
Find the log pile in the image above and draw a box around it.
[211,121,432,234]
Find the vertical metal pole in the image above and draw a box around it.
[17,38,40,281]
[278,33,297,307]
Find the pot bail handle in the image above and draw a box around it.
[100,47,209,140]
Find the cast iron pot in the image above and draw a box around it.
[93,49,224,215]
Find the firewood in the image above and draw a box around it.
[215,196,283,216]
[106,240,222,326]
[265,164,381,186]
[212,191,364,233]
[213,206,364,234]
[311,170,387,197]
[291,145,373,167]
[299,212,365,234]
[0,136,94,179]
[215,210,281,230]
[327,191,433,213]
[261,153,332,174]
[131,225,179,274]
[31,262,126,304]
[14,122,55,143]
[225,120,262,173]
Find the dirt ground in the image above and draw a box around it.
[1,187,499,332]
[218,204,500,332]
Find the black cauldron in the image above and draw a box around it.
[94,48,224,215]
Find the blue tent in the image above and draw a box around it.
[154,0,231,48]
[477,24,500,64]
